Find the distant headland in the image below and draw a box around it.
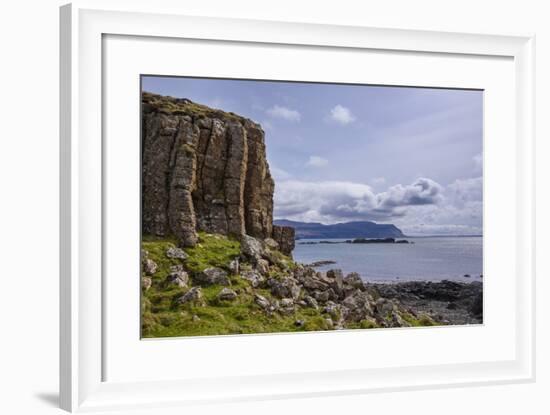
[274,219,405,240]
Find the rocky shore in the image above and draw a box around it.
[141,232,483,337]
[372,280,483,325]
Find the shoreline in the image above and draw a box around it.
[300,261,483,325]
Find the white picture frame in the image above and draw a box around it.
[60,1,535,412]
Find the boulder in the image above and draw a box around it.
[256,258,270,275]
[254,293,271,310]
[241,234,264,261]
[240,270,265,288]
[165,266,189,288]
[304,295,319,310]
[263,238,279,250]
[195,267,230,286]
[143,258,158,276]
[217,287,238,301]
[166,246,188,260]
[141,277,152,291]
[268,277,301,300]
[177,287,202,305]
[344,272,365,290]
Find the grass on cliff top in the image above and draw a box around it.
[143,92,245,123]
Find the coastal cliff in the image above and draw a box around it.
[141,92,293,253]
[140,93,482,338]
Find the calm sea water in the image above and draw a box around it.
[293,236,483,282]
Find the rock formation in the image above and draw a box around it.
[142,92,292,251]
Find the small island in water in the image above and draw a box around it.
[140,90,483,338]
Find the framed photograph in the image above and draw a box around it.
[60,2,535,412]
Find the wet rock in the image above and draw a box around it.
[470,292,483,317]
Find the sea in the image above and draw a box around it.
[293,236,483,283]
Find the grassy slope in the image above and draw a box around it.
[141,233,329,338]
[141,233,436,338]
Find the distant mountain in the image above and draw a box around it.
[274,219,405,239]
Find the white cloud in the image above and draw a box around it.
[329,104,356,125]
[274,178,443,224]
[370,177,386,186]
[306,155,329,167]
[266,105,301,122]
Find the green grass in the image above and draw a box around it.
[402,312,438,327]
[143,92,245,123]
[141,232,432,338]
[183,232,241,273]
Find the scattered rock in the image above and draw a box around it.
[241,234,265,261]
[195,267,230,286]
[254,293,271,310]
[304,295,319,310]
[177,287,202,305]
[268,277,301,300]
[217,287,238,301]
[294,319,305,327]
[256,258,270,275]
[192,314,201,322]
[165,265,189,288]
[166,246,188,260]
[344,272,365,290]
[141,276,152,291]
[240,270,265,288]
[143,258,158,275]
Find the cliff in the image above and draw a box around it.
[141,92,294,253]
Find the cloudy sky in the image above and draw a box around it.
[142,76,483,236]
